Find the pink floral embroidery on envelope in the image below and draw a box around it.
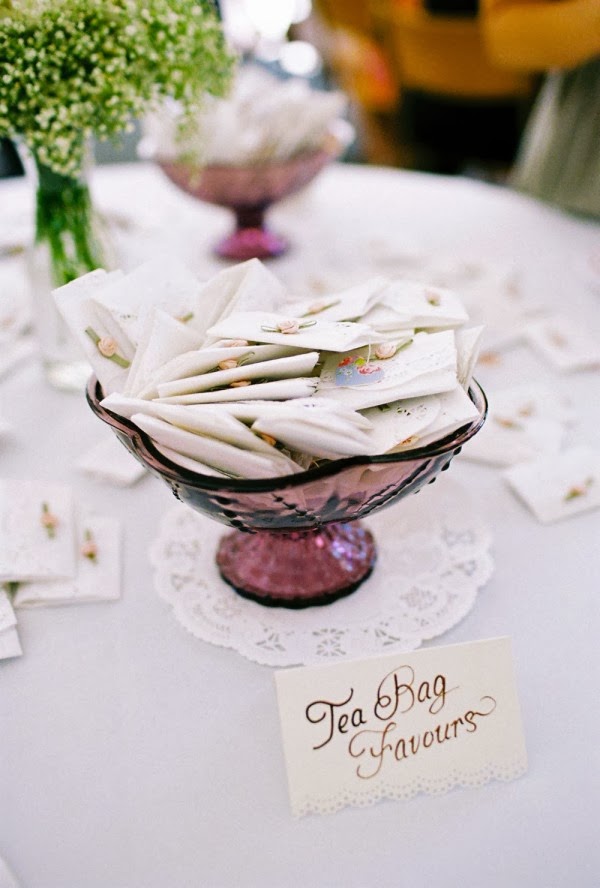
[335,355,384,387]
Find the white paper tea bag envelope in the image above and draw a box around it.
[360,302,416,336]
[316,331,457,410]
[57,261,197,396]
[14,514,122,607]
[249,419,366,461]
[156,351,319,398]
[251,402,374,459]
[147,343,303,391]
[92,255,203,344]
[0,590,21,660]
[287,277,388,322]
[361,396,442,453]
[362,386,479,454]
[0,586,18,631]
[424,255,520,304]
[156,377,319,406]
[461,414,564,467]
[394,385,480,451]
[218,397,373,430]
[135,402,293,456]
[101,392,163,420]
[0,481,76,582]
[131,413,301,478]
[487,383,576,426]
[124,308,204,397]
[207,311,376,352]
[414,255,529,350]
[197,259,288,340]
[471,302,536,353]
[53,268,124,310]
[379,279,469,329]
[153,445,231,477]
[504,446,600,523]
[523,314,600,371]
[0,625,22,660]
[54,269,133,395]
[455,326,484,390]
[461,382,573,467]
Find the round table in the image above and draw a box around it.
[1,162,599,888]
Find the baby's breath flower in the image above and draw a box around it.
[0,0,235,176]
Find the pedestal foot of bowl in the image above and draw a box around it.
[216,522,376,608]
[215,224,289,261]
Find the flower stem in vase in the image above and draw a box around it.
[30,155,108,391]
[35,160,105,284]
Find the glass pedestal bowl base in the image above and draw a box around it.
[156,147,339,262]
[86,376,487,611]
[215,223,289,262]
[216,522,376,608]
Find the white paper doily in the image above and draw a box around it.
[149,481,494,667]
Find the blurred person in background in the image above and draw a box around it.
[481,0,600,217]
[377,0,538,175]
[309,0,403,164]
[313,0,537,175]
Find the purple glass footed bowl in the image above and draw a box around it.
[87,377,487,608]
[157,143,341,261]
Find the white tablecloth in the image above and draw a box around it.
[1,163,599,888]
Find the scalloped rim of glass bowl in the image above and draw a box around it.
[86,375,487,494]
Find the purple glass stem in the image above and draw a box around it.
[216,204,289,261]
[216,522,376,608]
[234,205,267,231]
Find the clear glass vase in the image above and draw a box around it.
[28,154,111,391]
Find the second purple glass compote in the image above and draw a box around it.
[157,141,342,261]
[87,377,487,609]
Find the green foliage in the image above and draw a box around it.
[0,0,235,175]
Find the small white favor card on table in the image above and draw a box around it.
[0,480,77,582]
[275,637,526,816]
[0,480,122,612]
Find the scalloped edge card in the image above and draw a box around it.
[275,637,527,816]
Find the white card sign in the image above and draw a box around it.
[275,638,526,816]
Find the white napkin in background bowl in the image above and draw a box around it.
[142,64,348,166]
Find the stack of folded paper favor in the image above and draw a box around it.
[54,256,484,480]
